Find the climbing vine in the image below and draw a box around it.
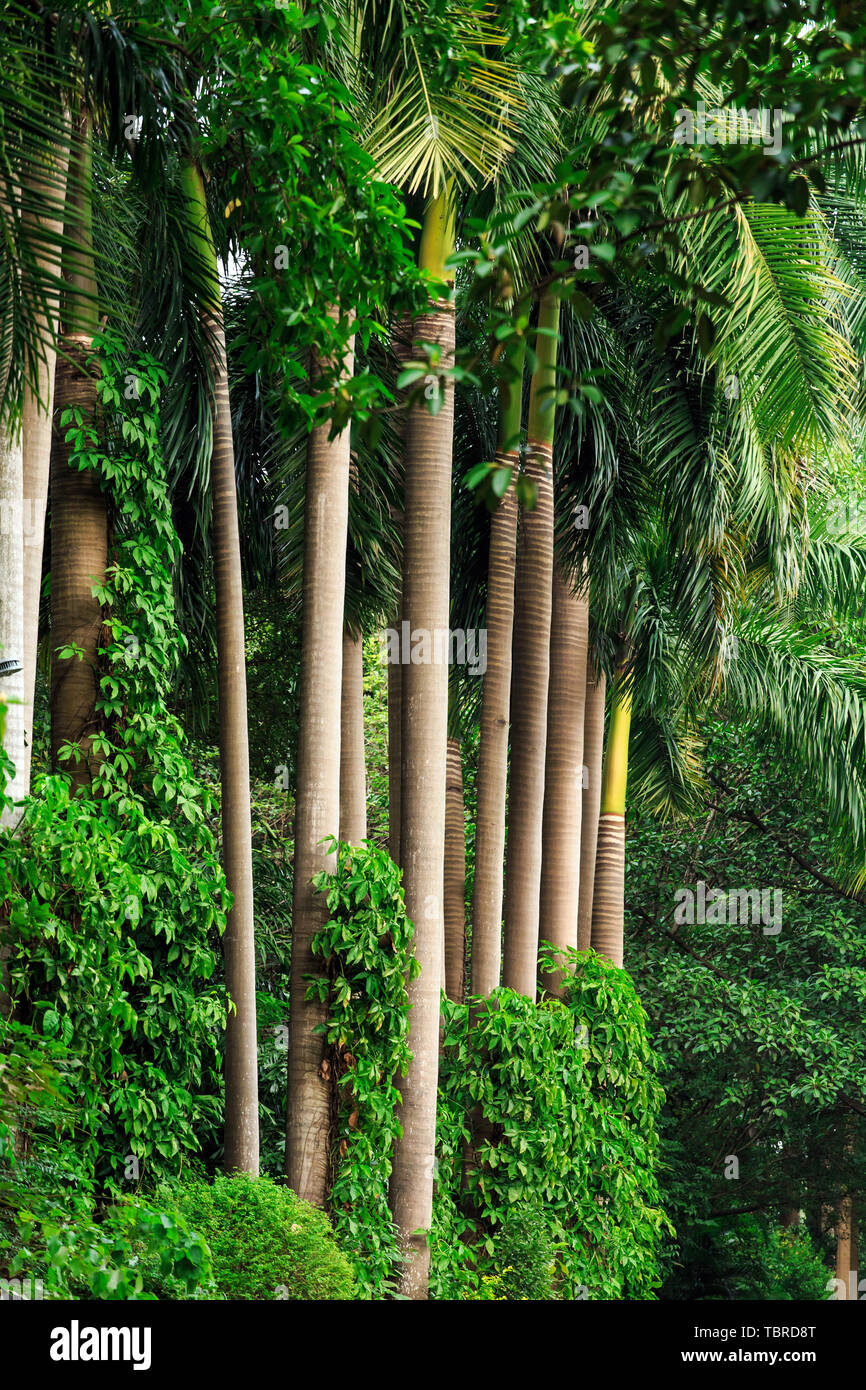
[0,331,228,1191]
[308,838,417,1297]
[430,948,674,1300]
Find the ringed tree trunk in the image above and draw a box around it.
[0,417,21,1009]
[590,646,633,969]
[0,414,25,823]
[443,735,466,1002]
[181,161,259,1176]
[284,304,356,1204]
[49,108,107,792]
[387,623,402,863]
[539,566,588,993]
[502,289,560,999]
[339,620,367,846]
[577,658,606,950]
[386,318,414,866]
[21,119,70,794]
[470,334,524,997]
[389,188,455,1299]
[0,148,24,820]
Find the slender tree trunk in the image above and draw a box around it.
[835,1195,858,1299]
[284,306,355,1204]
[181,161,258,1175]
[0,376,20,1006]
[387,318,413,867]
[49,108,106,790]
[502,290,559,999]
[577,659,606,950]
[21,121,70,794]
[539,567,588,992]
[470,337,523,997]
[0,415,25,822]
[389,189,455,1298]
[387,642,402,863]
[590,646,632,968]
[339,622,367,845]
[443,735,466,1002]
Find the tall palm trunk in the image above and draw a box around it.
[470,337,523,997]
[181,161,258,1175]
[502,290,559,999]
[284,306,355,1204]
[339,621,366,846]
[577,659,606,949]
[539,567,588,991]
[0,414,25,822]
[443,735,466,1002]
[21,124,70,794]
[386,317,413,866]
[590,646,632,968]
[389,189,455,1298]
[387,640,402,863]
[49,108,106,790]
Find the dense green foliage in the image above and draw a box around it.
[432,950,672,1300]
[3,0,866,1312]
[311,839,416,1297]
[628,716,866,1297]
[306,843,672,1300]
[0,1020,211,1299]
[1,337,227,1189]
[161,1174,357,1300]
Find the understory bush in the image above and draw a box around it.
[162,1173,357,1300]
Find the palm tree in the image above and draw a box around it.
[180,159,259,1175]
[389,185,456,1296]
[49,107,107,790]
[339,620,367,846]
[590,642,632,967]
[539,565,588,987]
[20,127,69,797]
[0,410,25,824]
[571,173,863,971]
[286,309,356,1204]
[2,4,191,797]
[386,317,413,868]
[470,333,524,996]
[335,1,518,1295]
[577,659,606,949]
[502,287,559,999]
[443,732,466,1002]
[0,13,69,809]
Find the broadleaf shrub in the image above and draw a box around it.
[163,1173,356,1300]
